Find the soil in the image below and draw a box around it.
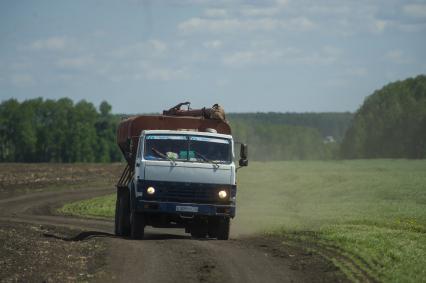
[0,222,106,282]
[0,163,122,198]
[0,164,349,283]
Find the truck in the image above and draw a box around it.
[114,102,248,240]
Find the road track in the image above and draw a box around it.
[0,187,346,282]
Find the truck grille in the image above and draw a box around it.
[138,180,234,204]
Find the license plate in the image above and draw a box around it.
[176,206,198,213]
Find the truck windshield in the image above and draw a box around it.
[144,134,231,164]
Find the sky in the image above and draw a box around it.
[0,0,425,113]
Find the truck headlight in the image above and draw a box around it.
[147,186,155,195]
[218,190,227,199]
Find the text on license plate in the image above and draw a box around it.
[176,206,198,213]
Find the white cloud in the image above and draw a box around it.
[221,44,341,68]
[11,74,35,87]
[177,2,426,36]
[98,39,192,82]
[204,8,228,18]
[97,59,191,82]
[297,2,411,35]
[222,41,343,67]
[203,40,223,49]
[29,36,71,51]
[403,4,426,18]
[178,17,315,33]
[56,56,94,69]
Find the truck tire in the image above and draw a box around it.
[207,219,218,238]
[114,198,119,235]
[191,222,208,239]
[131,212,145,239]
[115,190,130,237]
[216,217,230,240]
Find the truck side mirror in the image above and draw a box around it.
[239,159,248,167]
[239,144,248,167]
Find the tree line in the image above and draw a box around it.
[228,112,353,142]
[0,98,122,162]
[230,120,339,160]
[0,97,351,162]
[341,74,426,159]
[2,74,423,163]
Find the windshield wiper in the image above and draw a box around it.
[194,151,219,168]
[152,147,176,164]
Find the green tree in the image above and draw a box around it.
[341,75,426,159]
[0,97,122,163]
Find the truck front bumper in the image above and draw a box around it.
[135,199,236,218]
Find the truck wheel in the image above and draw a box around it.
[207,219,218,238]
[115,190,130,237]
[216,217,230,240]
[131,212,145,239]
[114,198,119,235]
[190,224,208,239]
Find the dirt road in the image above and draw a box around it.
[0,187,347,282]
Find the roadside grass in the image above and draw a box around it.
[60,194,116,219]
[237,160,426,283]
[59,160,426,282]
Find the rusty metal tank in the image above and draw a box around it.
[117,103,231,167]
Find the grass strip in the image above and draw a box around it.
[59,194,116,219]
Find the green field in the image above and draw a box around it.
[60,160,426,282]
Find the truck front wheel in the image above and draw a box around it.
[208,217,230,240]
[216,217,230,240]
[190,224,208,238]
[115,189,130,237]
[131,212,145,239]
